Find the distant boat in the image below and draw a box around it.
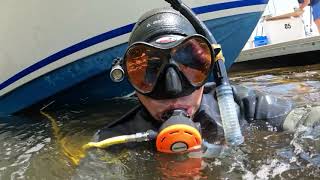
[237,4,320,64]
[0,0,269,115]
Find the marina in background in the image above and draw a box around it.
[236,0,320,63]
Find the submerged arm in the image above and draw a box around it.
[232,85,320,131]
[232,85,293,129]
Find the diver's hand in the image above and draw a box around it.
[231,85,293,128]
[283,106,320,132]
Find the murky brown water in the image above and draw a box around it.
[0,64,320,180]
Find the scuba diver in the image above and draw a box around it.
[74,1,320,179]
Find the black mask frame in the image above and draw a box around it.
[123,34,215,99]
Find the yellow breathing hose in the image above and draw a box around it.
[83,135,131,150]
[83,130,157,150]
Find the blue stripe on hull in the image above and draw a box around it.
[193,0,268,14]
[0,12,262,115]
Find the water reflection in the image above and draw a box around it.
[230,64,320,106]
[0,64,320,179]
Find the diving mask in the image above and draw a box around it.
[123,34,214,99]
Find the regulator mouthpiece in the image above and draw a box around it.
[156,109,202,153]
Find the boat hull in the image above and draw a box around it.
[0,1,268,115]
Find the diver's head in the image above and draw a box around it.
[128,7,197,46]
[123,7,214,120]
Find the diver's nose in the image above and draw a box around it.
[165,67,182,96]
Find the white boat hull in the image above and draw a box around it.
[0,0,268,115]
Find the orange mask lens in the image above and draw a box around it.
[125,45,165,93]
[172,37,212,86]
